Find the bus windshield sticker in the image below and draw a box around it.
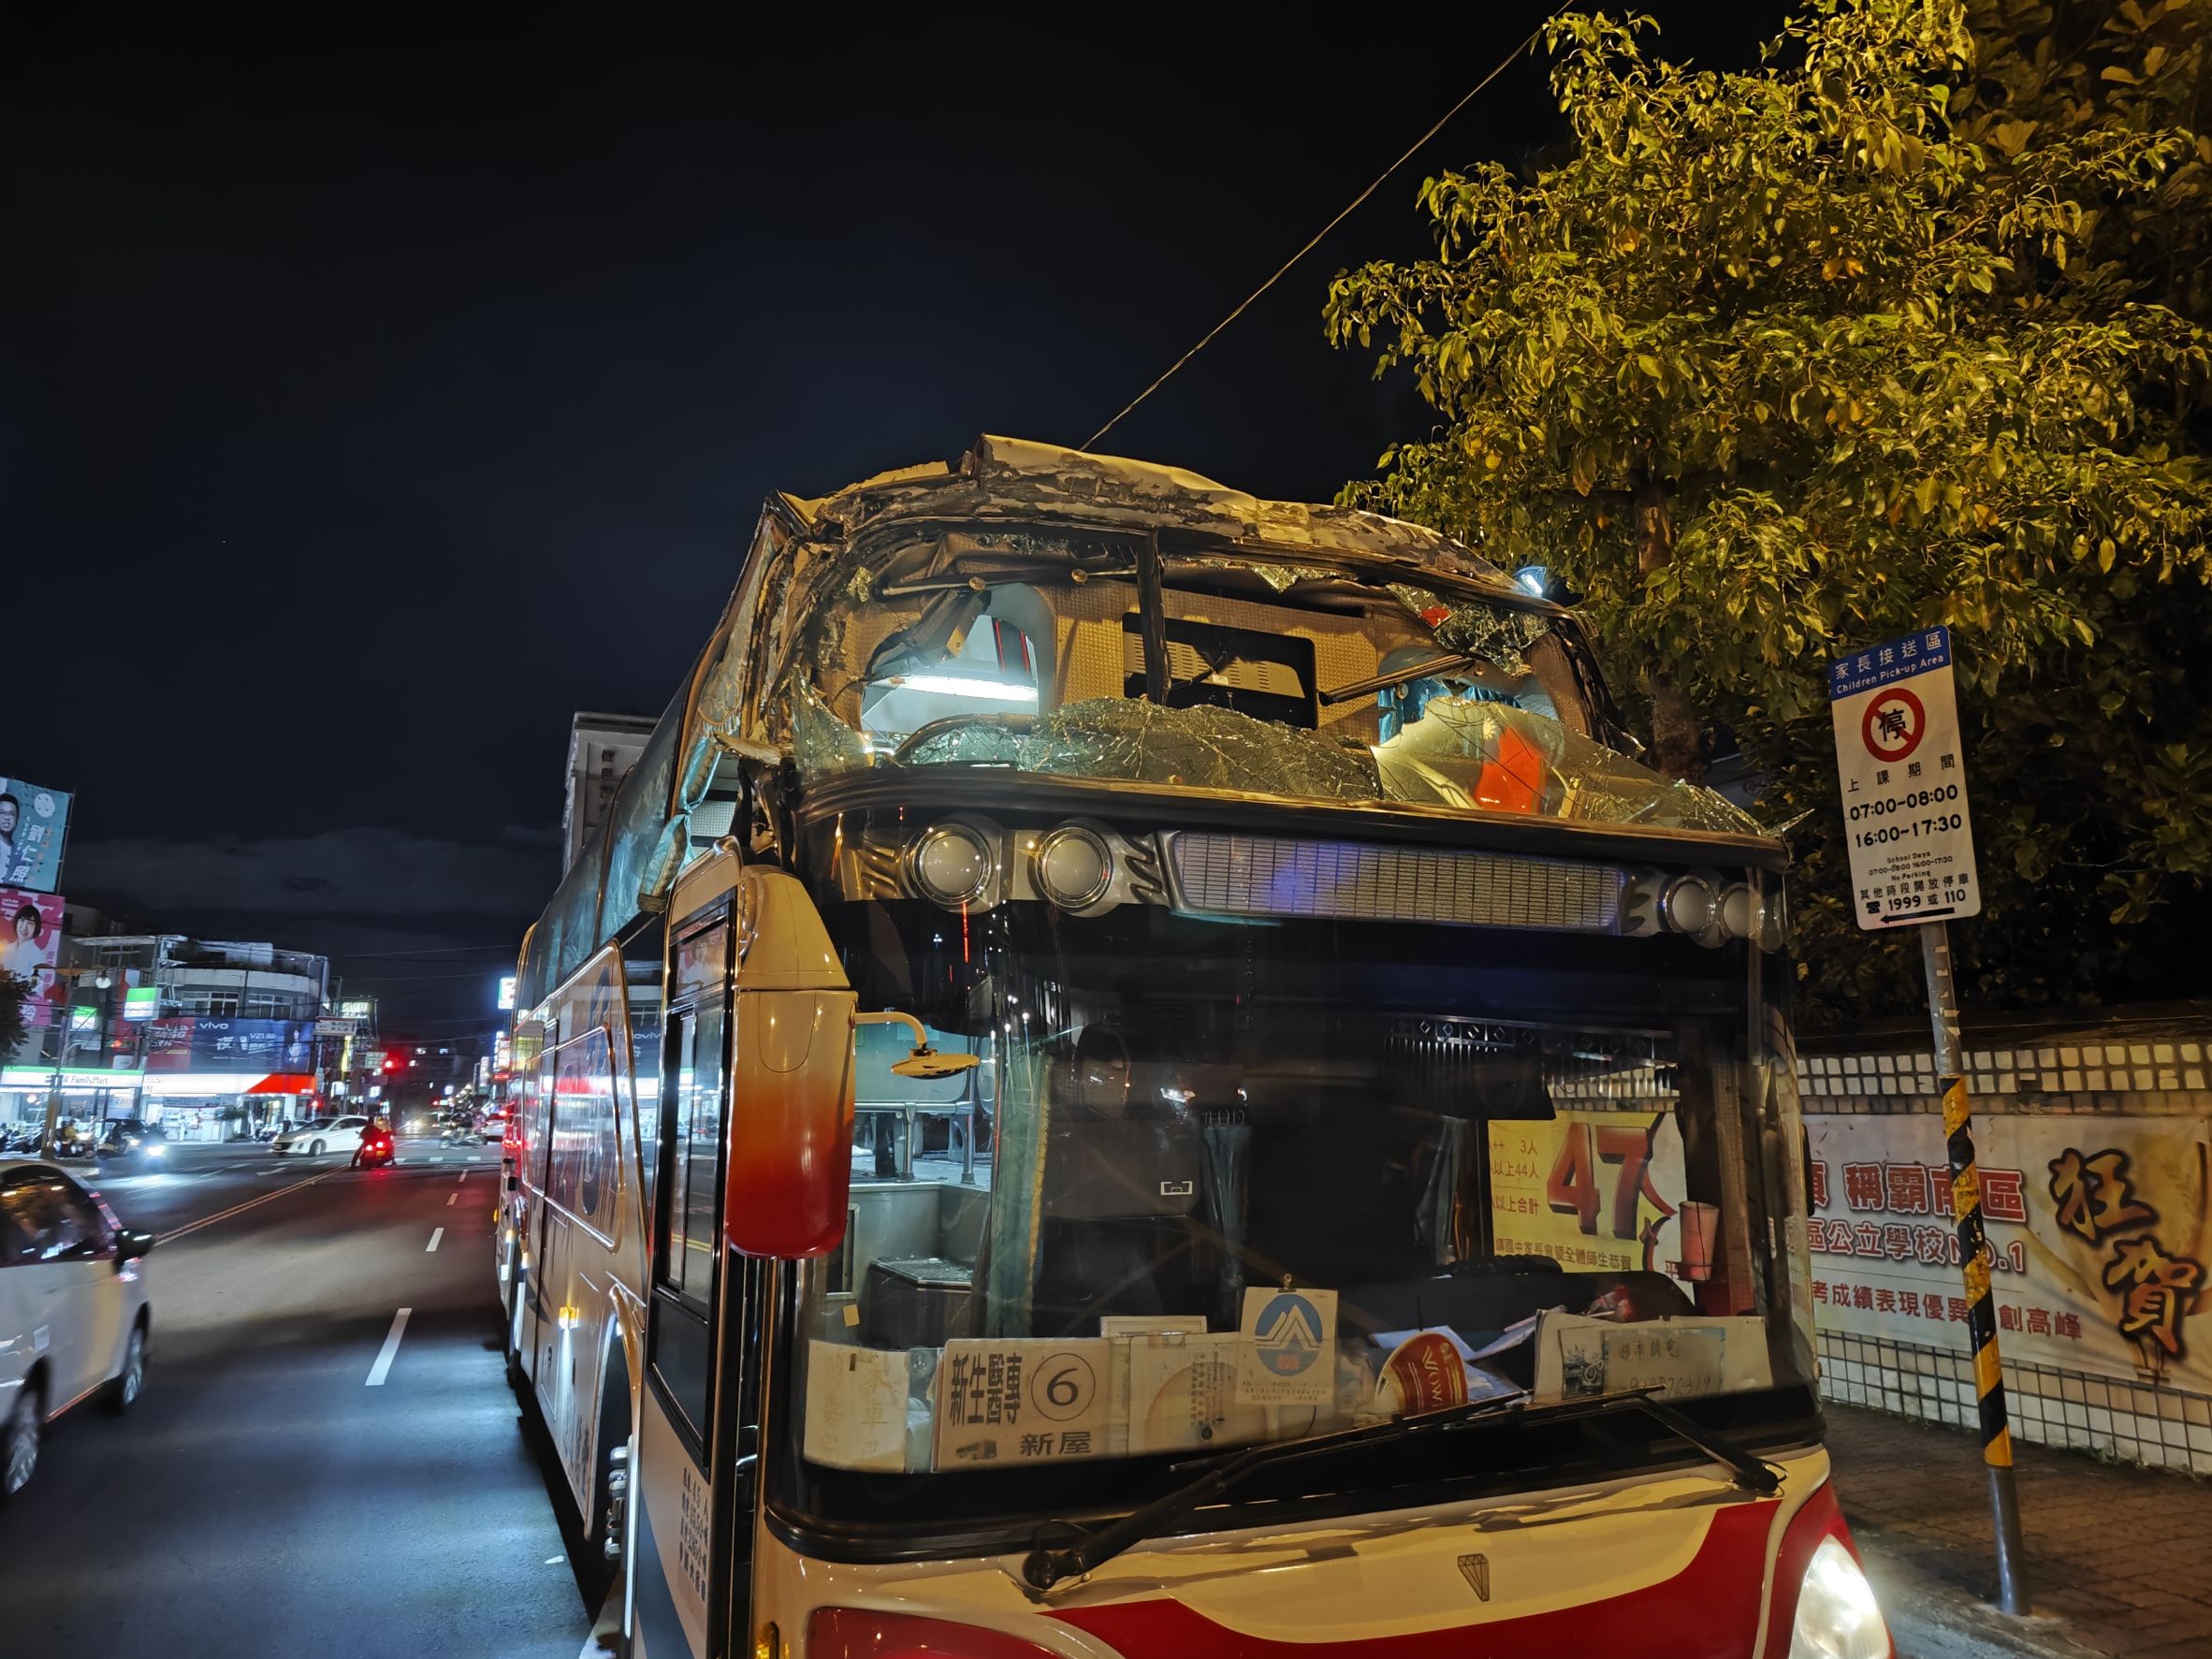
[1236,1288,1339,1406]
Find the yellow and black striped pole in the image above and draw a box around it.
[1921,922,2029,1615]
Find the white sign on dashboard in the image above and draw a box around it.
[933,1338,1110,1467]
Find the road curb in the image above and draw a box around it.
[1854,1525,2105,1659]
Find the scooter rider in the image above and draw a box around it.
[349,1113,393,1170]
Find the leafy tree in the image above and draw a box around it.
[1327,0,2212,1022]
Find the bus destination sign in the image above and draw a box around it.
[1827,624,1981,931]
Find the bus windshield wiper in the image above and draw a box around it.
[1020,1388,1778,1594]
[1572,1388,1784,1498]
[1023,1392,1531,1592]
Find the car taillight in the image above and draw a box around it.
[1765,1481,1893,1659]
[808,1608,1062,1659]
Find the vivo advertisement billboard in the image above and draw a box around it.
[144,1017,314,1072]
[0,777,71,894]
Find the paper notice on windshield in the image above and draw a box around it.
[1532,1313,1772,1403]
[803,1341,910,1472]
[1099,1315,1208,1339]
[1235,1287,1338,1406]
[1128,1332,1272,1454]
[932,1339,1111,1469]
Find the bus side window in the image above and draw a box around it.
[650,993,725,1444]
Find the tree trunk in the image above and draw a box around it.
[1635,479,1705,783]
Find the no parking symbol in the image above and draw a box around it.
[1860,684,1927,764]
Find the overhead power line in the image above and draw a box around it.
[1084,4,1564,453]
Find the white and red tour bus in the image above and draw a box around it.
[495,436,1889,1659]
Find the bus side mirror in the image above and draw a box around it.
[724,989,860,1259]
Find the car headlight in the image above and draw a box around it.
[1790,1536,1890,1659]
[147,1143,165,1157]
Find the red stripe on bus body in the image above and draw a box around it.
[1048,1499,1780,1659]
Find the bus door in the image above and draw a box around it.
[633,910,749,1659]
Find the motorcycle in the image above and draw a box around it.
[355,1128,397,1170]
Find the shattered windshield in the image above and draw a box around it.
[772,539,1760,837]
[781,900,1814,1518]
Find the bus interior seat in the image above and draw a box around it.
[1029,1111,1211,1337]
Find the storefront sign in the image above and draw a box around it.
[1828,625,1980,928]
[1808,1113,2210,1390]
[1490,1108,1688,1278]
[0,777,70,894]
[123,986,161,1021]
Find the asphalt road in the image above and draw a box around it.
[0,1140,592,1658]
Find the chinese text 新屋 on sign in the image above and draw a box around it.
[1828,626,1980,930]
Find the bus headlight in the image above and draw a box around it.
[1661,873,1716,938]
[905,822,994,909]
[1717,881,1759,941]
[1033,824,1113,910]
[1789,1536,1890,1659]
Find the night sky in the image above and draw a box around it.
[3,5,1783,1031]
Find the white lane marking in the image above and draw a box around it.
[366,1308,412,1386]
[427,1228,444,1252]
[457,1171,467,1185]
[159,1171,335,1244]
[445,1191,458,1206]
[545,1555,563,1565]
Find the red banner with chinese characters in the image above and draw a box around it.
[1806,1113,2210,1391]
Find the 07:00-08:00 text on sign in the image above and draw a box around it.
[1846,785,1962,821]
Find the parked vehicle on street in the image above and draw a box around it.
[495,439,1888,1659]
[269,1115,371,1157]
[0,1157,154,1502]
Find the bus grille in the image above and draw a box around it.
[1165,832,1627,934]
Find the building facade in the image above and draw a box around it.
[3,932,335,1140]
[563,710,655,875]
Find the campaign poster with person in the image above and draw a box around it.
[0,777,71,894]
[0,886,67,1022]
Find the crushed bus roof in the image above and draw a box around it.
[782,435,1535,606]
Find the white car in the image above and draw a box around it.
[269,1115,371,1157]
[1,1158,154,1501]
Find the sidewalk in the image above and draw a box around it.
[1824,1404,2211,1659]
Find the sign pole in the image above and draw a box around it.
[1919,920,2029,1615]
[1830,625,2030,1615]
